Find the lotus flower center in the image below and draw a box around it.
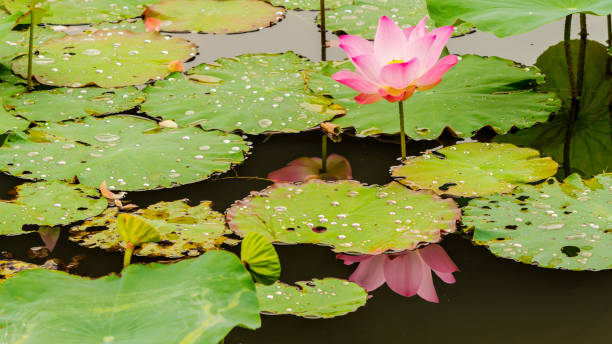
[388,59,404,64]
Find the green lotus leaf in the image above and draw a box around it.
[91,19,146,32]
[0,27,63,63]
[257,278,367,318]
[142,53,344,134]
[0,259,39,281]
[319,0,474,39]
[5,86,145,122]
[391,142,559,197]
[0,64,28,133]
[464,173,612,271]
[11,30,197,88]
[0,10,19,40]
[0,106,27,132]
[70,200,233,258]
[496,40,612,178]
[145,0,285,34]
[0,115,249,191]
[309,55,560,139]
[3,0,162,25]
[227,180,460,254]
[117,213,161,246]
[0,181,107,235]
[241,232,281,285]
[266,0,352,10]
[0,250,261,343]
[426,0,611,37]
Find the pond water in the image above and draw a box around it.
[0,11,610,344]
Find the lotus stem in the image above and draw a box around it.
[123,242,135,268]
[319,0,326,61]
[607,15,611,50]
[398,101,406,161]
[562,14,579,177]
[576,14,587,100]
[26,0,35,92]
[321,134,328,173]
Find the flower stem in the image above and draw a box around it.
[576,14,587,99]
[607,15,611,50]
[123,243,134,268]
[398,101,406,161]
[319,0,326,61]
[562,14,579,177]
[26,0,35,92]
[320,134,328,173]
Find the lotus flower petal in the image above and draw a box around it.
[415,55,459,90]
[338,35,373,58]
[354,93,382,104]
[416,265,439,303]
[374,16,408,62]
[419,244,459,274]
[380,59,419,89]
[351,54,383,84]
[383,251,423,297]
[348,254,387,292]
[332,70,379,93]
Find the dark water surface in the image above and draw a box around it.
[1,11,611,344]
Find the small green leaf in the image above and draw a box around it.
[241,232,281,285]
[116,213,161,246]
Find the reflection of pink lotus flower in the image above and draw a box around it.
[338,244,458,303]
[267,154,352,183]
[333,16,458,104]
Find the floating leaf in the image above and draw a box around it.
[227,180,460,254]
[0,115,249,191]
[464,173,612,270]
[0,27,63,63]
[5,87,145,122]
[70,199,232,258]
[319,0,473,39]
[145,0,285,34]
[0,250,261,343]
[0,181,107,235]
[266,0,352,10]
[0,10,19,40]
[257,278,367,318]
[3,0,162,24]
[309,55,560,139]
[142,53,344,134]
[496,40,612,178]
[117,213,161,246]
[0,64,28,132]
[0,259,38,281]
[90,19,146,32]
[0,106,27,133]
[11,30,197,87]
[426,0,611,37]
[241,232,281,285]
[391,142,558,197]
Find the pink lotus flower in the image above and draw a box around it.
[332,16,459,104]
[267,154,352,183]
[338,244,458,303]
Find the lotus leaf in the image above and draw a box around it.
[309,55,560,139]
[70,199,233,258]
[116,213,161,246]
[142,53,344,134]
[0,64,28,132]
[241,232,281,285]
[0,115,249,191]
[0,27,63,63]
[0,10,19,40]
[320,0,473,39]
[145,0,285,34]
[0,259,38,280]
[0,181,107,235]
[257,278,367,318]
[496,40,612,178]
[464,173,612,270]
[0,106,27,132]
[5,87,145,122]
[3,0,162,24]
[0,250,261,343]
[266,0,352,10]
[227,180,460,254]
[92,19,146,32]
[11,30,197,88]
[391,142,559,197]
[426,0,612,37]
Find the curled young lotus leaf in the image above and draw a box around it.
[145,0,285,34]
[5,87,145,122]
[309,55,560,139]
[391,142,559,197]
[319,0,473,39]
[11,30,197,88]
[3,0,162,24]
[70,200,233,258]
[142,53,344,134]
[0,259,39,281]
[116,213,161,246]
[0,251,261,343]
[241,232,281,285]
[0,115,249,191]
[227,180,460,254]
[257,278,367,318]
[266,0,352,10]
[426,0,611,37]
[0,181,107,235]
[463,173,612,271]
[0,27,63,63]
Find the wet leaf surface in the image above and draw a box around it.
[0,250,261,343]
[464,173,612,270]
[70,199,232,258]
[0,181,107,235]
[0,27,64,63]
[257,278,367,318]
[227,180,460,254]
[142,53,344,134]
[11,30,197,87]
[391,142,559,197]
[0,115,249,191]
[145,0,285,34]
[266,0,352,10]
[310,55,560,139]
